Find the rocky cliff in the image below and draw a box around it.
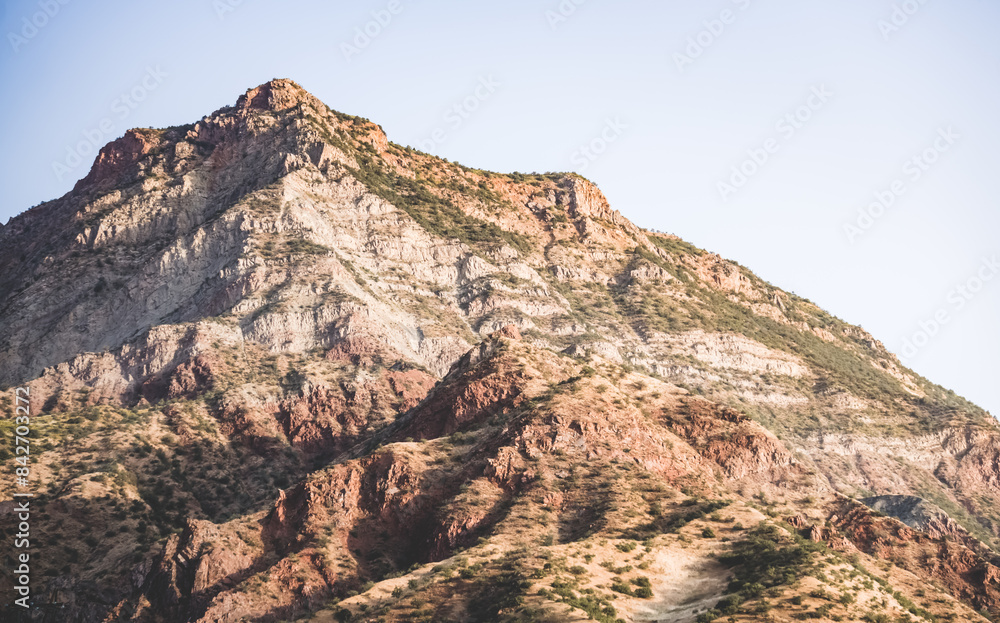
[1,79,998,623]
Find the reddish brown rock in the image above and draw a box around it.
[76,128,162,190]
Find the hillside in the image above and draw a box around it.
[1,79,998,623]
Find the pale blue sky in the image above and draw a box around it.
[1,0,997,415]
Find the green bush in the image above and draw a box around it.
[696,610,721,623]
[717,594,744,614]
[610,579,633,596]
[720,524,822,593]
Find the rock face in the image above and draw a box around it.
[825,497,1000,615]
[861,495,969,541]
[1,79,999,623]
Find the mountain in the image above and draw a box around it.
[1,79,999,623]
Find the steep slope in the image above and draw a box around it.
[1,79,998,622]
[84,330,989,623]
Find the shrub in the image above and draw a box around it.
[610,579,633,596]
[720,524,822,594]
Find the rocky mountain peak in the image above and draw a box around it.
[2,79,1000,623]
[234,78,318,114]
[74,127,164,191]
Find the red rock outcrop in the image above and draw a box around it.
[826,498,1000,614]
[75,128,163,191]
[661,399,794,481]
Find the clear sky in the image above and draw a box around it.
[1,0,997,416]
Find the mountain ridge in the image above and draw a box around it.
[1,78,999,623]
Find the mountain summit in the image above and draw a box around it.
[2,80,999,623]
